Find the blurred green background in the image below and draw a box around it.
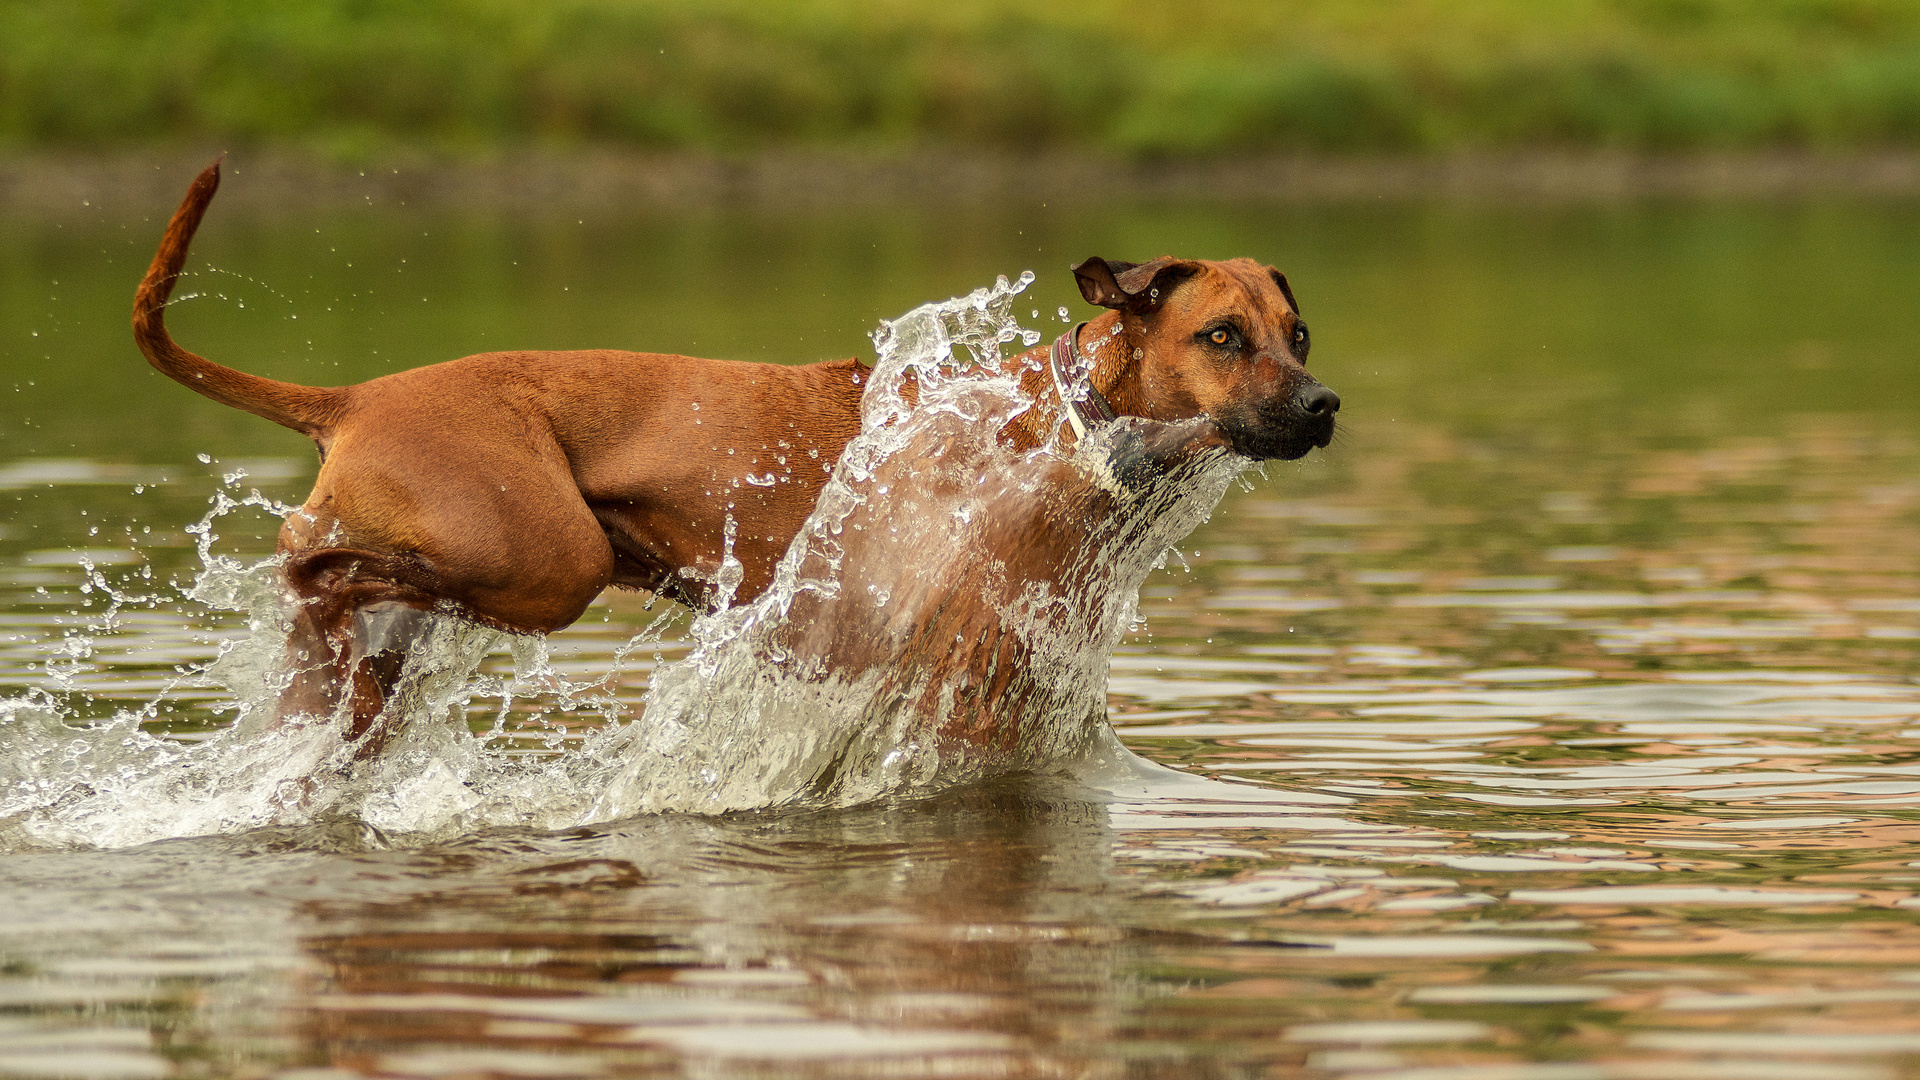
[5,0,1920,158]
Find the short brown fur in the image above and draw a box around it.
[132,163,1336,748]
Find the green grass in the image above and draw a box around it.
[5,0,1920,156]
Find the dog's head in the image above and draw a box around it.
[1073,256,1338,461]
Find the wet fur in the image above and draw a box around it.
[132,161,1336,748]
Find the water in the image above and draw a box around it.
[2,187,1918,1077]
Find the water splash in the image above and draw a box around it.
[0,272,1251,849]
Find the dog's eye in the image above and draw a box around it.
[1292,324,1310,353]
[1209,329,1230,345]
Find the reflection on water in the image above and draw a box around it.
[2,193,1918,1076]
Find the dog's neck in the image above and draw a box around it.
[1003,311,1148,450]
[1048,321,1117,439]
[1074,311,1149,418]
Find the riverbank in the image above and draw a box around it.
[9,149,1920,217]
[11,1,1920,159]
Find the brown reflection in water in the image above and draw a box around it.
[283,781,1152,1075]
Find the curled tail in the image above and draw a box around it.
[132,160,346,439]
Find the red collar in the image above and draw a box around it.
[1047,322,1117,440]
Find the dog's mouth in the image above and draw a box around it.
[1281,422,1337,460]
[1232,425,1333,461]
[1219,400,1339,461]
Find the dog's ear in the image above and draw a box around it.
[1073,256,1201,314]
[1269,268,1301,316]
[1073,257,1139,309]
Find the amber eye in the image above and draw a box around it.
[1209,328,1231,345]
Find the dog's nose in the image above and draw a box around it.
[1297,384,1341,417]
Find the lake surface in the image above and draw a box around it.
[2,179,1919,1078]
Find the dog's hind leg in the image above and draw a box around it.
[270,431,618,757]
[342,600,433,757]
[351,601,428,699]
[276,549,442,756]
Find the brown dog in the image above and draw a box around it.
[132,162,1337,745]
